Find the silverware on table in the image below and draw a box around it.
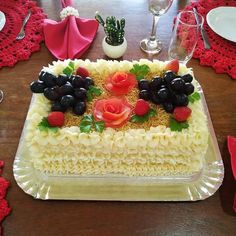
[193,7,211,49]
[0,89,3,103]
[16,10,31,40]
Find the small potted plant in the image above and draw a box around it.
[95,12,127,59]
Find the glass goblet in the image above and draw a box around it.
[168,10,203,64]
[140,0,173,54]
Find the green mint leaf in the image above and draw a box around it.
[130,64,150,81]
[62,61,75,76]
[94,121,105,133]
[80,121,92,133]
[38,117,59,132]
[68,61,75,70]
[189,92,200,103]
[82,114,94,123]
[63,67,74,76]
[89,86,102,96]
[169,118,189,132]
[130,115,147,123]
[87,86,102,102]
[87,91,93,102]
[147,108,157,118]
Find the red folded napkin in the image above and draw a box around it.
[227,135,236,180]
[43,0,98,60]
[0,161,11,235]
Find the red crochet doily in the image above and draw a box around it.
[183,0,236,79]
[0,0,46,69]
[0,161,10,236]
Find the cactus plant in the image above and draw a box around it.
[95,12,125,46]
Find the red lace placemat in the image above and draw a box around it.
[0,0,46,69]
[183,0,236,79]
[0,161,11,236]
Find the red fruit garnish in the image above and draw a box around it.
[134,99,150,116]
[47,112,65,127]
[165,59,179,73]
[105,72,137,95]
[173,106,192,122]
[76,67,89,78]
[93,97,132,128]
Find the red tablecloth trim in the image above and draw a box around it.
[0,0,46,69]
[183,0,236,79]
[0,161,10,236]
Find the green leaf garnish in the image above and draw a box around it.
[79,115,105,133]
[189,91,200,103]
[169,118,189,132]
[82,114,94,123]
[87,86,102,102]
[80,121,92,133]
[62,61,75,76]
[94,121,105,133]
[68,61,75,70]
[130,64,150,81]
[130,108,157,123]
[38,117,59,133]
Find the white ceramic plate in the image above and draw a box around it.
[0,11,6,31]
[207,7,236,42]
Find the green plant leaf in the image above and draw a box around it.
[169,118,189,132]
[79,115,105,133]
[68,61,75,70]
[130,64,150,81]
[89,86,102,96]
[87,86,102,102]
[130,108,157,123]
[63,67,73,76]
[188,91,200,103]
[62,61,75,76]
[82,114,94,123]
[80,121,92,133]
[94,121,105,133]
[38,117,59,133]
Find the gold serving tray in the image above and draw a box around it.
[13,84,224,201]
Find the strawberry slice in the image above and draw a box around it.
[165,59,179,73]
[173,106,192,122]
[134,99,150,116]
[47,111,65,127]
[76,67,90,78]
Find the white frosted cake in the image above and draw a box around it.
[26,59,209,176]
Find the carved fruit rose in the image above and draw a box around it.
[93,97,133,128]
[105,72,137,95]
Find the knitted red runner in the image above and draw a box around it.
[183,0,236,79]
[0,161,10,236]
[0,0,46,69]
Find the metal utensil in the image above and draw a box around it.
[193,7,211,49]
[0,89,4,103]
[16,10,31,40]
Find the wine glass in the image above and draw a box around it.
[0,90,3,103]
[168,10,203,64]
[140,0,173,54]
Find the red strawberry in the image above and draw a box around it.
[134,99,150,116]
[165,59,179,73]
[47,112,65,127]
[173,106,192,122]
[76,67,89,78]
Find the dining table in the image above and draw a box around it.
[0,0,236,235]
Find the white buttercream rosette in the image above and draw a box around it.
[60,6,79,20]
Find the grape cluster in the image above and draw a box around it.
[138,71,194,113]
[30,71,94,115]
